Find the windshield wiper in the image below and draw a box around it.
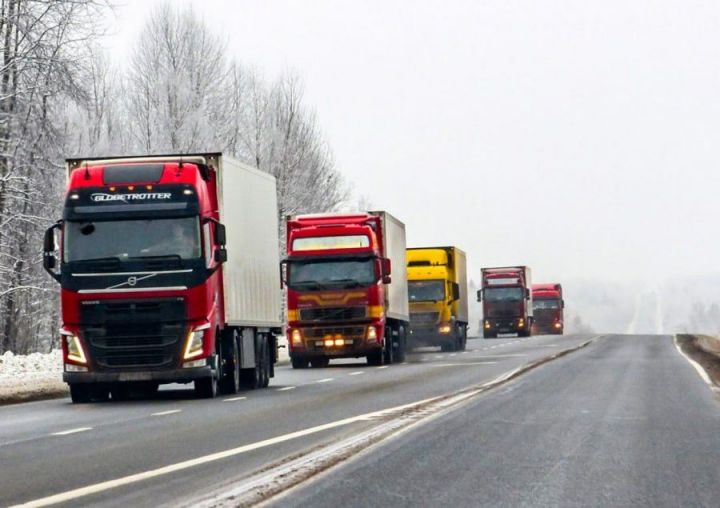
[74,256,122,264]
[128,254,183,262]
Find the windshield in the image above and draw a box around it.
[484,287,524,302]
[534,298,560,310]
[64,217,201,262]
[409,280,445,302]
[288,258,376,289]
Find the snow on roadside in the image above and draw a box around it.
[0,350,67,404]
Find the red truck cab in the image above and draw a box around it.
[532,283,564,335]
[283,212,408,367]
[478,266,533,338]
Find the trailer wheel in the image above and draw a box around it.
[291,355,309,369]
[219,330,240,395]
[241,333,267,389]
[459,325,467,351]
[260,337,271,388]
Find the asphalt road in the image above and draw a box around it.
[281,334,720,507]
[0,334,592,507]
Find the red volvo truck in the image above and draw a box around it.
[43,153,283,403]
[531,283,564,335]
[477,266,533,338]
[283,212,409,367]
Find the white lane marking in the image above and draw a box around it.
[315,378,334,383]
[430,362,499,367]
[17,396,440,508]
[449,353,457,357]
[434,355,445,359]
[223,396,247,402]
[51,427,92,436]
[377,366,389,370]
[537,344,559,348]
[277,386,296,391]
[151,410,181,416]
[673,335,713,387]
[481,354,528,358]
[348,371,365,376]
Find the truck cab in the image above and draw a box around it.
[283,212,409,367]
[532,283,564,335]
[478,266,533,338]
[407,247,468,351]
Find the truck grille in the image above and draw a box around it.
[300,306,366,321]
[410,312,439,326]
[80,298,186,370]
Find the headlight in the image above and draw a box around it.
[484,320,491,329]
[183,327,206,360]
[367,326,378,342]
[518,319,525,328]
[291,328,303,345]
[63,333,87,365]
[438,324,452,334]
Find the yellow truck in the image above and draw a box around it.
[407,247,469,351]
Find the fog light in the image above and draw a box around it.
[334,339,344,346]
[64,363,88,372]
[367,326,378,342]
[484,320,491,329]
[554,322,562,329]
[438,324,452,334]
[324,339,334,347]
[518,319,525,328]
[291,328,303,345]
[183,359,205,368]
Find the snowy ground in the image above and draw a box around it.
[0,337,289,405]
[0,350,67,404]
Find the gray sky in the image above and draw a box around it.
[106,0,720,288]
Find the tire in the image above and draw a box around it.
[291,355,309,369]
[219,330,240,395]
[483,331,496,339]
[260,338,271,388]
[310,357,330,368]
[110,384,131,401]
[440,342,453,352]
[395,326,407,363]
[366,348,383,366]
[383,326,394,365]
[241,333,268,389]
[69,384,94,404]
[194,374,218,398]
[459,325,468,350]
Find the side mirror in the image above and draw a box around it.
[381,257,392,284]
[562,300,565,309]
[43,222,61,282]
[476,289,482,302]
[526,288,531,299]
[214,222,226,246]
[214,249,227,264]
[451,282,460,301]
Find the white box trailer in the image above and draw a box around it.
[370,210,409,322]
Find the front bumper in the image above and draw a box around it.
[483,319,526,334]
[63,365,212,384]
[408,327,454,347]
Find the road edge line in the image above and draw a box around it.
[673,334,714,388]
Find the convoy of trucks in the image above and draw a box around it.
[42,152,568,402]
[532,283,564,335]
[407,246,469,351]
[283,212,409,367]
[43,153,283,402]
[478,266,533,338]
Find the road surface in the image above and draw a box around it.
[2,334,719,507]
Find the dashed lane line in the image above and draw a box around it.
[277,386,296,391]
[223,397,247,402]
[348,371,365,376]
[315,378,334,384]
[51,427,92,436]
[151,410,182,416]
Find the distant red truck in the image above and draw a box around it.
[478,266,533,338]
[531,283,564,335]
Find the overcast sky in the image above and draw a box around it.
[105,0,720,288]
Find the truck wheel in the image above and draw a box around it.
[367,348,383,366]
[483,331,496,339]
[291,355,309,369]
[69,384,94,404]
[459,325,467,351]
[110,384,131,401]
[241,335,267,389]
[195,377,218,398]
[383,327,394,364]
[219,331,240,395]
[260,338,271,388]
[310,357,330,368]
[395,326,407,363]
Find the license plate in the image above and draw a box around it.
[118,372,153,381]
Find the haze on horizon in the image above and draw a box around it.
[104,0,720,332]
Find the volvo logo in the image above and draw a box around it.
[127,276,138,287]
